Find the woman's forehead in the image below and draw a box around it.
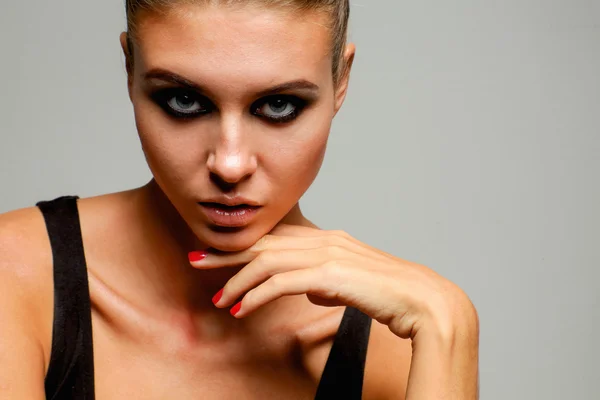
[134,5,333,88]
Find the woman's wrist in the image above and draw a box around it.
[406,292,480,399]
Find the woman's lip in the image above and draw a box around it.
[198,203,261,228]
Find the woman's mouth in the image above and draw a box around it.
[198,202,262,227]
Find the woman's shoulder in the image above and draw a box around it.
[0,190,130,252]
[0,203,54,293]
[0,204,55,383]
[362,319,412,399]
[0,192,129,374]
[0,188,148,299]
[297,305,412,400]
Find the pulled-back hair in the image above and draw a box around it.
[124,0,350,84]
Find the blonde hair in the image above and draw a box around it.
[125,0,350,85]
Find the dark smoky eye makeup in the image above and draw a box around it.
[250,95,309,124]
[148,86,311,123]
[149,87,214,120]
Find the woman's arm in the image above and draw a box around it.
[365,292,479,400]
[405,294,480,399]
[0,212,50,399]
[0,270,47,399]
[189,224,480,399]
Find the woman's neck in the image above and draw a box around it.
[109,179,310,334]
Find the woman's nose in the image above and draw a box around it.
[206,118,258,188]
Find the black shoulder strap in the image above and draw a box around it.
[37,196,95,400]
[314,306,373,400]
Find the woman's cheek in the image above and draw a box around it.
[269,128,329,195]
[135,107,199,179]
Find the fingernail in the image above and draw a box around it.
[188,251,207,262]
[212,288,224,305]
[230,301,242,316]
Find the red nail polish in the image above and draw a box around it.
[230,302,242,316]
[212,289,224,305]
[188,251,207,262]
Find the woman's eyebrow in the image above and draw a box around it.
[143,68,320,96]
[144,69,203,91]
[255,80,320,97]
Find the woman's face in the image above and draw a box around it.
[122,4,353,252]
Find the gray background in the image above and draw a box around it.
[1,0,599,398]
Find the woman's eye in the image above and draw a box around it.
[252,96,306,123]
[151,89,211,119]
[168,94,202,113]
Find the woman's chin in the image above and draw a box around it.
[198,225,266,253]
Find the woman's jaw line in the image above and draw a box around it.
[114,180,316,320]
[141,179,313,253]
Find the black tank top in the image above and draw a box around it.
[37,195,373,400]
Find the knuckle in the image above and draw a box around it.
[321,260,345,279]
[267,274,286,290]
[325,244,346,259]
[255,249,275,264]
[322,231,354,249]
[254,235,272,252]
[243,289,255,304]
[329,229,351,239]
[323,235,342,247]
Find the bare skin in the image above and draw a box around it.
[0,4,478,399]
[0,186,413,399]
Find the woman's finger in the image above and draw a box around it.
[229,261,387,320]
[268,223,324,237]
[228,267,331,318]
[213,247,330,307]
[189,232,363,269]
[272,225,392,261]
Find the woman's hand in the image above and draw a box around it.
[188,224,476,342]
[189,224,479,399]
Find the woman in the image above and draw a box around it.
[0,0,479,398]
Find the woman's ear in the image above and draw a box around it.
[119,31,134,99]
[334,43,356,115]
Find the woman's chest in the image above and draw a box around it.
[93,356,317,399]
[89,309,337,400]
